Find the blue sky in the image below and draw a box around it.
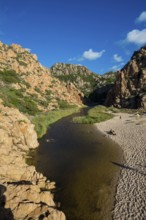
[0,0,146,74]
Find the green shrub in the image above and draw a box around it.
[0,70,21,84]
[104,77,115,84]
[35,86,41,93]
[45,90,52,102]
[108,106,121,113]
[53,72,97,97]
[22,80,31,89]
[57,100,71,108]
[45,89,52,96]
[38,100,48,108]
[0,87,40,115]
[18,60,28,66]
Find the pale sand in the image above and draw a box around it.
[95,113,146,220]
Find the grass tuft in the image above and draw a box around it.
[32,107,79,138]
[73,106,113,124]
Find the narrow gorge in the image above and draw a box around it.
[0,41,146,219]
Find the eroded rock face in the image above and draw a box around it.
[105,46,146,108]
[50,63,100,97]
[51,63,116,104]
[0,41,83,111]
[0,102,65,220]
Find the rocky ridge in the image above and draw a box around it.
[50,62,99,97]
[0,41,82,112]
[50,63,116,103]
[106,45,146,108]
[0,100,65,220]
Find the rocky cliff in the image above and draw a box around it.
[50,63,100,98]
[0,41,84,220]
[106,46,146,108]
[89,71,116,104]
[0,101,65,220]
[0,41,82,113]
[50,63,116,103]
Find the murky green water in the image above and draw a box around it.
[27,110,122,220]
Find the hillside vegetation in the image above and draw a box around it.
[0,41,84,139]
[51,63,116,103]
[0,41,83,114]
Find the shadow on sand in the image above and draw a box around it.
[111,161,146,177]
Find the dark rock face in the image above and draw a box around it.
[88,84,114,105]
[105,46,146,109]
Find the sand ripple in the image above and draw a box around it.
[95,113,146,220]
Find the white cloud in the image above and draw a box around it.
[68,57,77,62]
[111,65,119,71]
[25,48,31,52]
[126,29,146,45]
[68,49,105,63]
[82,49,105,60]
[113,54,123,62]
[111,62,125,71]
[77,57,84,62]
[136,11,146,23]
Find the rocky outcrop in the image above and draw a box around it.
[106,46,146,108]
[88,71,116,104]
[0,101,65,220]
[0,42,48,76]
[51,63,116,104]
[50,63,100,98]
[0,41,83,112]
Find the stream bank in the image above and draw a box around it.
[28,110,122,220]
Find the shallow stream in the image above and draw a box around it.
[28,110,122,220]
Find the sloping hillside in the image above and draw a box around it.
[51,63,116,103]
[50,62,100,97]
[0,42,83,114]
[0,41,83,219]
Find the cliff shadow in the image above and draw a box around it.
[87,84,114,106]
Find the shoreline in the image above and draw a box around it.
[95,112,146,219]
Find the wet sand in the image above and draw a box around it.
[95,113,146,219]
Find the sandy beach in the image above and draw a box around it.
[95,112,146,220]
